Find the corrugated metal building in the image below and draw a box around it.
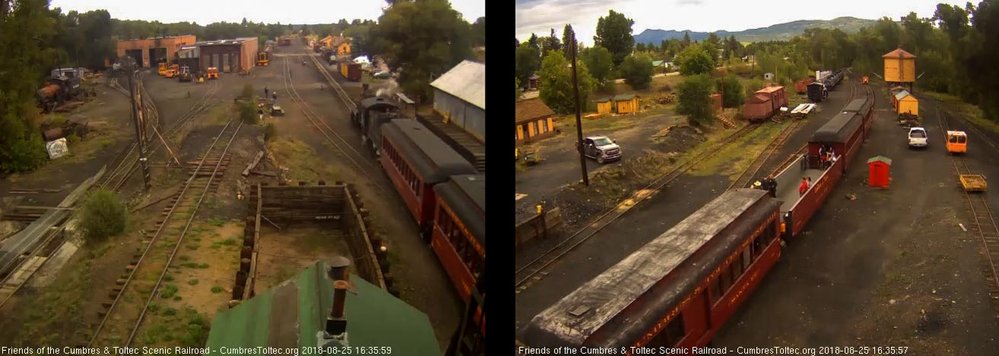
[431,60,485,142]
[177,45,200,73]
[197,37,258,73]
[205,260,440,355]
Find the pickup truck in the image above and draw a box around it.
[583,136,622,164]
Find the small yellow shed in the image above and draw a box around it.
[516,98,557,143]
[894,90,918,117]
[594,97,613,115]
[613,94,640,114]
[883,48,916,84]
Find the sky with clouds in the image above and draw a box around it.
[50,0,484,24]
[516,0,969,45]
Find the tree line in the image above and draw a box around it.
[519,1,999,126]
[0,0,481,173]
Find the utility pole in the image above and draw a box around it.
[126,59,152,191]
[569,27,589,186]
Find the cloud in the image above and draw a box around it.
[676,0,703,5]
[516,0,624,41]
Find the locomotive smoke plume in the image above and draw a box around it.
[375,57,390,73]
[375,77,400,98]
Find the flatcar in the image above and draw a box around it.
[765,96,873,241]
[379,119,477,240]
[431,174,485,303]
[355,97,402,155]
[523,189,783,350]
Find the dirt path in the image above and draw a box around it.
[515,109,683,222]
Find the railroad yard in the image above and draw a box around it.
[0,17,485,352]
[516,75,999,351]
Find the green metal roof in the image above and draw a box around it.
[613,93,638,101]
[206,261,441,356]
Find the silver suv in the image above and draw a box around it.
[583,136,622,164]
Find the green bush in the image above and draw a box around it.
[676,74,716,126]
[239,101,258,124]
[619,53,654,90]
[240,84,255,100]
[720,75,745,108]
[263,122,276,141]
[79,188,127,243]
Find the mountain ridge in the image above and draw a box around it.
[634,16,879,44]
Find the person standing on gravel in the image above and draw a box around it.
[264,87,269,98]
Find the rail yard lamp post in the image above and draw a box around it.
[124,57,152,191]
[568,27,589,186]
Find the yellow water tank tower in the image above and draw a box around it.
[883,48,916,84]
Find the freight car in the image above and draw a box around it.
[36,76,81,112]
[339,61,361,82]
[794,76,815,95]
[767,96,873,241]
[524,189,783,349]
[742,85,788,122]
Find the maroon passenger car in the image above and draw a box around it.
[379,119,476,239]
[431,174,485,303]
[523,189,783,351]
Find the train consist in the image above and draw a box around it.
[769,96,874,240]
[353,98,485,304]
[806,69,845,103]
[525,88,875,351]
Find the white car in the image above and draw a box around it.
[908,127,928,148]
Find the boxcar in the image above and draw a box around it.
[523,189,783,350]
[380,119,477,239]
[431,174,485,303]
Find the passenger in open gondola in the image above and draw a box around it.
[799,177,810,196]
[765,176,777,197]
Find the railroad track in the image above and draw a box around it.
[99,78,222,191]
[728,119,807,190]
[281,56,386,193]
[306,51,356,113]
[88,117,243,349]
[937,107,999,313]
[515,123,759,290]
